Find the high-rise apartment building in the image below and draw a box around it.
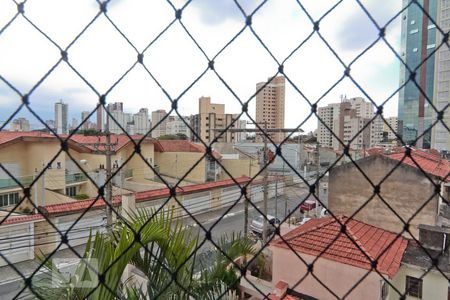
[317,103,341,148]
[133,108,150,135]
[81,111,90,130]
[151,110,167,138]
[398,0,438,148]
[96,106,104,132]
[255,76,285,142]
[107,102,125,134]
[191,96,239,143]
[10,118,30,132]
[317,97,383,150]
[432,0,450,151]
[384,117,399,141]
[55,100,68,134]
[166,115,191,139]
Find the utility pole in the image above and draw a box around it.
[213,126,303,242]
[262,121,269,243]
[105,113,113,230]
[234,146,256,238]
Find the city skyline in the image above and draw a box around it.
[0,0,401,134]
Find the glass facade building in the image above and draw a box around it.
[398,0,438,148]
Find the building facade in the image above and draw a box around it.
[81,111,90,130]
[431,0,450,151]
[398,0,438,148]
[96,105,104,132]
[317,97,383,150]
[10,118,30,132]
[384,116,399,140]
[151,109,167,138]
[54,100,68,134]
[133,108,150,135]
[190,96,239,143]
[166,115,191,139]
[255,76,285,143]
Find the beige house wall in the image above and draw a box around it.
[328,156,438,238]
[389,265,448,300]
[155,152,206,183]
[220,159,259,179]
[271,246,384,300]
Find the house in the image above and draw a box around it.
[0,132,159,211]
[328,147,450,238]
[270,216,408,300]
[391,224,450,300]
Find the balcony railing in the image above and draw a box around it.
[0,176,34,190]
[65,173,88,184]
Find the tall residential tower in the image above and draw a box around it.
[55,100,68,134]
[255,76,285,143]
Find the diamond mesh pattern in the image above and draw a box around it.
[0,0,448,299]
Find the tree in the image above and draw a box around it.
[32,209,255,300]
[158,133,188,140]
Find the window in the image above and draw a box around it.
[410,28,419,34]
[427,44,436,49]
[0,192,19,207]
[406,276,422,298]
[381,281,389,300]
[428,24,436,29]
[66,186,77,197]
[410,20,416,25]
[413,48,418,53]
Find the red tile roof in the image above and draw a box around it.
[155,140,221,159]
[0,131,159,153]
[39,176,251,215]
[0,214,44,225]
[271,216,408,278]
[366,147,450,182]
[63,134,157,152]
[0,131,56,148]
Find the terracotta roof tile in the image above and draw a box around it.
[365,147,450,182]
[39,176,251,215]
[271,216,408,278]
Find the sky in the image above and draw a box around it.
[0,0,402,133]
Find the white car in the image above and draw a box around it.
[250,215,280,237]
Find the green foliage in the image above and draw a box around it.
[32,209,255,300]
[70,129,104,136]
[158,133,188,140]
[73,194,90,200]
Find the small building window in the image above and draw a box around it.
[426,44,436,49]
[0,192,19,207]
[406,276,422,298]
[410,20,416,25]
[410,28,419,34]
[381,281,389,300]
[66,186,77,197]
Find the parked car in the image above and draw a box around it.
[300,199,316,213]
[250,215,280,237]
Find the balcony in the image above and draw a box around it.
[65,172,88,185]
[0,176,34,190]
